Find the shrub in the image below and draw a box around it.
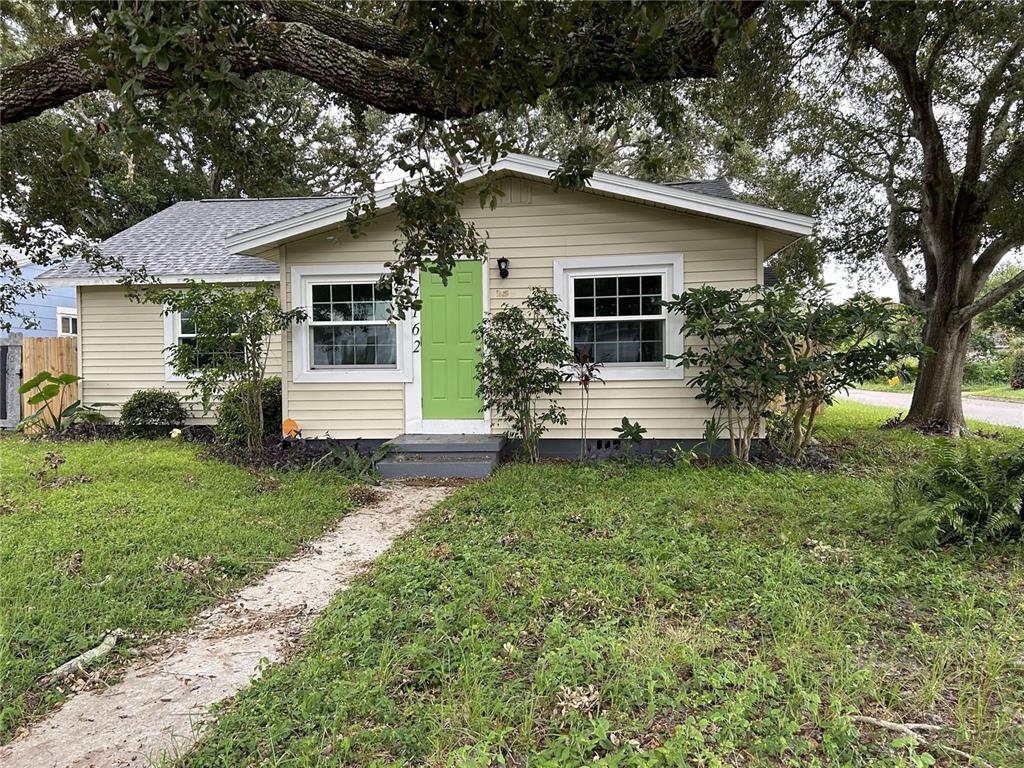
[475,288,572,463]
[963,356,1010,385]
[896,439,1024,547]
[664,285,919,461]
[146,282,305,449]
[215,377,282,446]
[1010,351,1024,390]
[120,389,189,438]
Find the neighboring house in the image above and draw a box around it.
[38,153,812,454]
[1,259,78,337]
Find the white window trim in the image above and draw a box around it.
[160,309,250,383]
[161,310,191,382]
[291,263,413,383]
[553,253,684,381]
[56,306,78,336]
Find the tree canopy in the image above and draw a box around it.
[1,0,759,326]
[682,0,1024,431]
[3,1,1022,434]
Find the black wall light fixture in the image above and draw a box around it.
[496,257,510,279]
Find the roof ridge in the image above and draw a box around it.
[665,177,730,185]
[197,195,348,203]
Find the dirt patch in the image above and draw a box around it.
[0,483,454,768]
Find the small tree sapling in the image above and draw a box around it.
[145,282,305,450]
[562,349,604,460]
[475,288,573,463]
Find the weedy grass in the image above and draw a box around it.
[0,437,354,739]
[182,402,1024,767]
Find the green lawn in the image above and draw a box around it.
[0,437,354,739]
[183,402,1024,768]
[857,381,1024,400]
[968,385,1024,400]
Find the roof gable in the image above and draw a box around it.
[226,154,813,255]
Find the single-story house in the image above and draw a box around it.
[38,153,812,464]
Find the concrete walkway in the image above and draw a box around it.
[842,389,1023,428]
[0,483,454,768]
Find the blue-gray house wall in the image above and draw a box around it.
[0,264,76,337]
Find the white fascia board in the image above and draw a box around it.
[36,271,280,288]
[226,152,814,255]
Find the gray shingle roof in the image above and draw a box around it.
[663,179,737,200]
[39,197,346,280]
[41,179,747,282]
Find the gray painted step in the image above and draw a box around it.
[390,434,504,453]
[379,433,505,479]
[378,456,497,479]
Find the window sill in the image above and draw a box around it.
[293,367,413,384]
[598,365,684,381]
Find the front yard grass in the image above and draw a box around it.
[0,437,354,739]
[857,381,1024,401]
[183,401,1024,768]
[967,385,1024,401]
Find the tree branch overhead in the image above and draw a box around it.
[0,1,756,125]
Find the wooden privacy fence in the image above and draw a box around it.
[20,335,78,420]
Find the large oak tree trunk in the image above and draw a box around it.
[904,308,971,433]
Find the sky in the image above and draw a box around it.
[824,261,898,303]
[825,252,1023,304]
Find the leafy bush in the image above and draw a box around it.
[665,285,919,461]
[17,371,106,433]
[215,377,282,446]
[963,355,1010,385]
[146,282,305,449]
[475,288,572,462]
[1010,350,1024,390]
[896,440,1024,547]
[612,417,647,443]
[120,389,189,438]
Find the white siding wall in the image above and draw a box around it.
[79,284,282,423]
[282,234,407,438]
[282,177,791,440]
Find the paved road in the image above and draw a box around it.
[842,389,1024,428]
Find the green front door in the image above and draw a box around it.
[420,262,484,420]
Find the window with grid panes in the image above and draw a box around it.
[570,275,665,364]
[308,282,397,367]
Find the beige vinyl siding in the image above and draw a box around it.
[478,185,758,307]
[78,285,282,423]
[760,230,798,262]
[283,177,794,440]
[281,237,406,438]
[482,181,757,439]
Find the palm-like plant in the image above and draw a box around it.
[562,349,604,460]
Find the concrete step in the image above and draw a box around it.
[380,434,506,479]
[378,455,497,479]
[384,451,497,463]
[390,434,504,454]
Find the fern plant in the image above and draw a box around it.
[895,439,1024,547]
